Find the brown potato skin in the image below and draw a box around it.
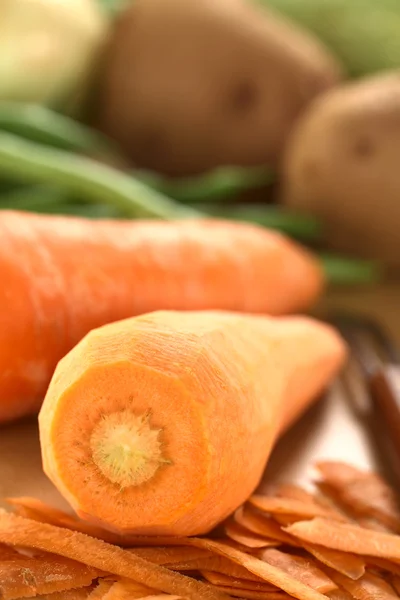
[282,71,400,268]
[96,0,341,176]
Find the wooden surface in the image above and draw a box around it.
[0,418,70,510]
[317,282,400,341]
[0,283,399,511]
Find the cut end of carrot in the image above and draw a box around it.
[90,409,171,488]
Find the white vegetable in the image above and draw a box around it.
[0,0,109,108]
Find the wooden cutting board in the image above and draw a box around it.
[1,283,399,511]
[317,282,400,340]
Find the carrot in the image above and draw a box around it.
[39,310,345,537]
[0,210,324,423]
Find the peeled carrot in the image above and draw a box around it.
[39,310,346,537]
[0,210,324,423]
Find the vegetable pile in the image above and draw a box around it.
[1,2,399,597]
[0,104,381,288]
[0,0,390,274]
[96,0,341,175]
[0,212,329,422]
[1,461,400,599]
[0,0,108,110]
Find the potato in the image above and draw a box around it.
[281,71,400,267]
[96,0,341,176]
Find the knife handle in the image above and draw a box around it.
[369,365,400,461]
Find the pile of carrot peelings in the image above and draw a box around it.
[2,461,400,600]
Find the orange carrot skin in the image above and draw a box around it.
[0,211,324,423]
[39,310,345,537]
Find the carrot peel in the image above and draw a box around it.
[0,511,230,600]
[286,517,400,561]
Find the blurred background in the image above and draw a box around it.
[2,0,400,333]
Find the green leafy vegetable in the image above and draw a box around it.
[136,166,274,204]
[0,133,199,219]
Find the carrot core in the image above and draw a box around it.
[90,410,170,488]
